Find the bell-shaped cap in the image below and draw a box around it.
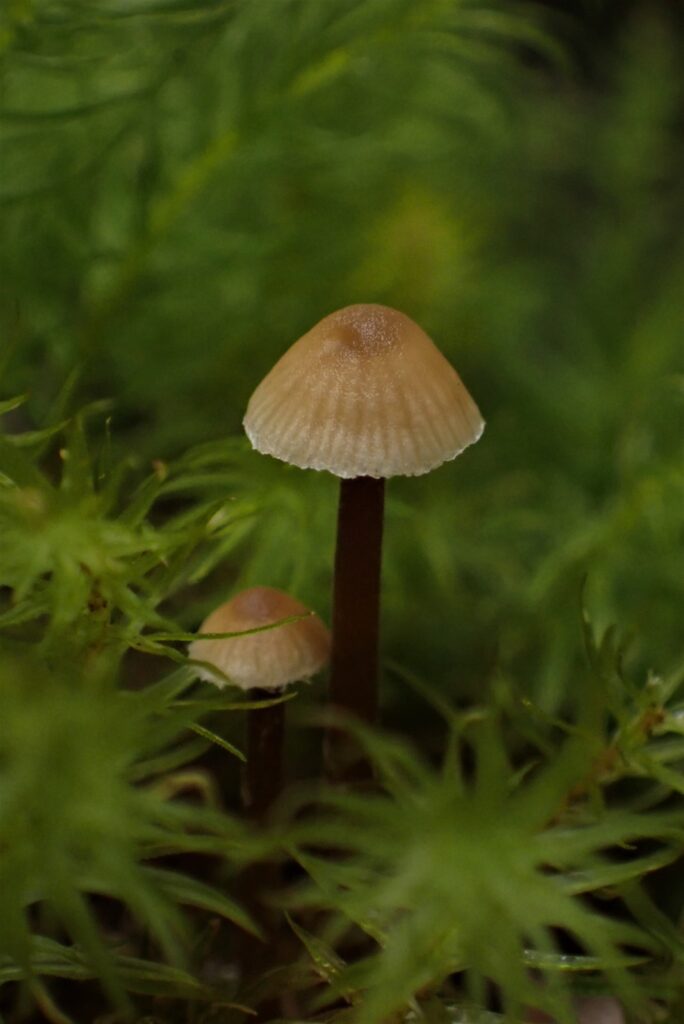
[188,586,330,691]
[243,303,484,479]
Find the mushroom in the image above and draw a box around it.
[189,586,330,816]
[243,304,483,770]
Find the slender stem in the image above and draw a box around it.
[328,476,385,747]
[239,694,285,984]
[244,693,285,819]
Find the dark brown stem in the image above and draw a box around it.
[238,693,285,986]
[326,476,385,776]
[244,692,285,819]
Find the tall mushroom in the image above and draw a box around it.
[189,586,330,817]
[243,304,483,769]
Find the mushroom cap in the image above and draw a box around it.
[243,303,484,479]
[188,586,330,691]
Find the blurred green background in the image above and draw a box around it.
[1,0,682,713]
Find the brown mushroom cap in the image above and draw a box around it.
[243,303,484,479]
[188,586,330,691]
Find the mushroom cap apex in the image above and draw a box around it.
[316,303,412,355]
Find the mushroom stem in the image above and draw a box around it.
[245,692,285,819]
[329,475,385,726]
[238,694,285,979]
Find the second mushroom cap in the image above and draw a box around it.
[189,586,330,692]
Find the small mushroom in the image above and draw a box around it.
[244,304,483,772]
[189,586,330,815]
